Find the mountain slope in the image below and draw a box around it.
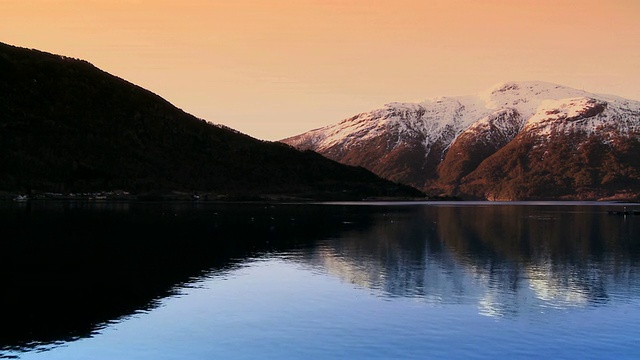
[0,42,422,199]
[282,81,640,200]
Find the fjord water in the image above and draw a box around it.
[1,201,639,359]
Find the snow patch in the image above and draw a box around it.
[283,81,640,156]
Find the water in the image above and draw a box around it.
[1,201,639,359]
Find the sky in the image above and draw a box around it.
[2,0,640,140]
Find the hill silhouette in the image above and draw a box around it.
[0,42,422,200]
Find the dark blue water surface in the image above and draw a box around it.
[1,201,639,359]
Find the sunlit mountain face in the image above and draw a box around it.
[282,81,640,200]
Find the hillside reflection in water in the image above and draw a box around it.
[1,201,639,358]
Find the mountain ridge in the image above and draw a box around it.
[282,81,640,200]
[0,42,423,200]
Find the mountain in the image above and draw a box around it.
[282,81,640,200]
[0,42,422,200]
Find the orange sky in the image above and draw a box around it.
[2,0,640,140]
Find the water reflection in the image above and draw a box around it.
[0,201,375,356]
[1,201,639,357]
[300,204,640,317]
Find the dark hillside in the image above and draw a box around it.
[0,42,422,199]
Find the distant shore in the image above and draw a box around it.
[3,190,638,203]
[0,190,440,203]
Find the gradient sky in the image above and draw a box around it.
[3,0,640,140]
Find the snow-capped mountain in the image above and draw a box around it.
[282,81,640,200]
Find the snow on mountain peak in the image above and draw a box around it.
[477,81,588,119]
[282,81,640,154]
[280,81,640,201]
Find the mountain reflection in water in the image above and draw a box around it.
[1,201,639,357]
[299,204,640,315]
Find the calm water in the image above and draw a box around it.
[1,201,640,359]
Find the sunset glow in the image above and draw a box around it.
[3,0,639,140]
